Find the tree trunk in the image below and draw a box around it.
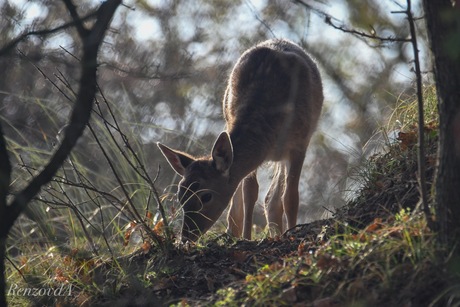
[0,237,5,307]
[423,1,460,248]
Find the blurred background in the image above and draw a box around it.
[0,0,430,243]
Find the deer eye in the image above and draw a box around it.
[200,192,212,204]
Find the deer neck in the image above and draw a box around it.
[227,127,268,186]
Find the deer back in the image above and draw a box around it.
[223,39,323,165]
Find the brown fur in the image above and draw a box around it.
[158,39,323,241]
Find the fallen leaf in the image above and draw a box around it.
[398,131,417,150]
[153,219,165,236]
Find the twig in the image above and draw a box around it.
[244,0,276,38]
[86,122,165,247]
[3,0,122,235]
[53,175,100,256]
[62,0,89,37]
[17,49,75,104]
[324,17,411,43]
[401,0,433,228]
[294,0,410,44]
[94,85,173,243]
[5,256,26,283]
[0,11,97,57]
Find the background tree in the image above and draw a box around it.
[422,1,460,249]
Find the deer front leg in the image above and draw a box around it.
[265,163,286,236]
[227,182,243,237]
[242,171,258,240]
[283,149,306,230]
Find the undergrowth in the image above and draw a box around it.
[202,85,454,306]
[3,54,179,306]
[5,75,458,307]
[210,210,443,307]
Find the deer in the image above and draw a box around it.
[157,38,323,242]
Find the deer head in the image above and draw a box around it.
[157,132,238,242]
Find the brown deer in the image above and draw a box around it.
[157,38,323,242]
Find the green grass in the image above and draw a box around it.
[386,85,438,132]
[5,79,457,307]
[207,209,439,306]
[205,85,451,306]
[3,73,179,305]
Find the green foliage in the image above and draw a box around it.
[0,0,449,305]
[214,288,238,307]
[212,211,442,306]
[387,85,438,133]
[3,57,179,305]
[3,77,448,306]
[208,86,449,306]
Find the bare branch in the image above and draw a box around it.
[3,0,122,235]
[0,11,97,57]
[294,0,410,44]
[101,61,192,80]
[62,0,89,37]
[405,0,433,228]
[244,0,276,38]
[324,16,411,43]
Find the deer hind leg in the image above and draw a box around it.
[227,183,243,237]
[264,163,286,236]
[242,171,258,240]
[283,149,307,230]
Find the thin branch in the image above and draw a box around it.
[95,85,173,242]
[244,0,276,38]
[294,0,410,44]
[86,123,164,247]
[5,256,26,283]
[17,49,75,103]
[0,12,97,57]
[53,177,100,255]
[62,0,89,37]
[3,0,122,235]
[324,16,411,43]
[405,0,433,228]
[292,0,339,22]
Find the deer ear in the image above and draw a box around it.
[157,143,195,176]
[211,132,233,176]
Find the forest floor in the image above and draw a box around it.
[11,120,458,307]
[68,121,457,307]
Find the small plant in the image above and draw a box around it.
[4,46,178,306]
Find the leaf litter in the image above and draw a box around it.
[65,123,452,306]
